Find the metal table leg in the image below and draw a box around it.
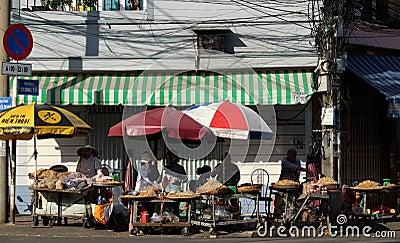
[293,195,310,222]
[57,192,62,225]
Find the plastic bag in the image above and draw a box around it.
[94,202,112,225]
[150,212,160,223]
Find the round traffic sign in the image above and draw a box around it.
[3,24,33,61]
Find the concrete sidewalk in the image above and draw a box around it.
[0,215,399,239]
[0,215,253,239]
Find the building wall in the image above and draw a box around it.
[11,0,315,214]
[11,0,317,71]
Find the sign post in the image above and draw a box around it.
[2,23,33,224]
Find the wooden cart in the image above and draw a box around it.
[190,192,260,235]
[121,195,198,235]
[31,187,91,227]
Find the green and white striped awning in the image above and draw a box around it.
[13,70,314,106]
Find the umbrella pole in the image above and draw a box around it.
[34,135,38,181]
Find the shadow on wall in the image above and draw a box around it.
[16,187,33,215]
[53,137,88,164]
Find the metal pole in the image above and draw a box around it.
[0,0,10,224]
[9,75,17,224]
[9,141,16,224]
[8,66,18,224]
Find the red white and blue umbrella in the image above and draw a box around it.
[183,101,273,140]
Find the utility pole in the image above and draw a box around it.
[0,0,10,224]
[316,1,347,183]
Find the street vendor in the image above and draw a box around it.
[274,148,309,218]
[135,151,160,191]
[159,150,187,192]
[211,152,240,186]
[76,145,102,177]
[157,150,188,218]
[279,148,309,181]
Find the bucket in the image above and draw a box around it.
[383,179,390,186]
[141,210,149,223]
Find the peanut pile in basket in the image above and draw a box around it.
[196,179,225,193]
[167,190,199,198]
[275,179,299,186]
[317,177,338,185]
[354,180,381,189]
[138,186,159,196]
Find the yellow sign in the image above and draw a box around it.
[38,110,62,124]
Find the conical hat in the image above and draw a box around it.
[77,145,99,157]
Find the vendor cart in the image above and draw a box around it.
[191,192,259,235]
[31,181,124,227]
[31,187,91,227]
[270,184,332,226]
[348,185,399,220]
[121,195,198,236]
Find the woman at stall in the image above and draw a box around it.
[76,145,102,178]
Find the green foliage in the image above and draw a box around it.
[83,0,97,7]
[41,0,72,10]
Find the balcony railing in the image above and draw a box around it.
[19,0,143,11]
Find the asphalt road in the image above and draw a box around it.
[0,235,399,243]
[0,216,399,243]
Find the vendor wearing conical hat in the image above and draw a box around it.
[76,145,102,177]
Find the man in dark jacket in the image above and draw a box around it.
[279,148,308,181]
[274,148,309,217]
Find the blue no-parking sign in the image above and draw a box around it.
[3,24,33,61]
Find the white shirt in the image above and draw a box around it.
[76,155,102,177]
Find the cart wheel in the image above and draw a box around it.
[55,217,62,226]
[83,218,92,228]
[130,227,140,235]
[42,216,49,226]
[33,216,39,226]
[209,227,215,234]
[182,227,190,236]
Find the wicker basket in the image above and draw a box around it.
[237,184,263,193]
[350,186,383,191]
[271,183,300,190]
[120,195,157,200]
[197,185,230,195]
[165,194,201,200]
